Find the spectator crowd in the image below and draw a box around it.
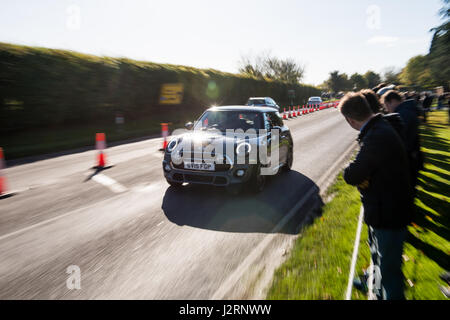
[338,83,449,300]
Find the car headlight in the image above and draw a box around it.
[236,142,251,155]
[166,138,178,152]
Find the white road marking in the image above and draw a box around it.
[0,181,163,242]
[345,207,364,300]
[212,140,358,299]
[92,173,127,193]
[132,183,163,193]
[0,205,96,242]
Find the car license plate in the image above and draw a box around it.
[183,162,215,171]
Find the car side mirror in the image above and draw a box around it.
[185,122,194,130]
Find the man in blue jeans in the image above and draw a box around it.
[368,226,407,299]
[339,92,414,300]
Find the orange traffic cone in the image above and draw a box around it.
[160,123,169,151]
[0,147,6,195]
[97,151,106,168]
[288,107,292,118]
[95,133,107,168]
[283,108,287,120]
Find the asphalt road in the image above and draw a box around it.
[0,107,357,299]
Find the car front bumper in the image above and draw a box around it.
[162,159,255,187]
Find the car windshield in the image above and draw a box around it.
[194,110,264,131]
[247,99,266,106]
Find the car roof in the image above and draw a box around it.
[248,97,272,99]
[308,96,321,99]
[207,105,277,112]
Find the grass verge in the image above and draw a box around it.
[267,110,449,300]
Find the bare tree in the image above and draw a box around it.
[238,53,305,83]
[381,66,401,84]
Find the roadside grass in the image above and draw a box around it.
[0,114,187,160]
[267,110,449,300]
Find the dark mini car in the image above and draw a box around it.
[162,106,293,193]
[246,97,280,111]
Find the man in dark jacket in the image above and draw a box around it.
[422,93,433,122]
[381,90,423,193]
[422,93,433,110]
[360,89,407,145]
[340,92,413,300]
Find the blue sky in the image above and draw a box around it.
[0,0,444,85]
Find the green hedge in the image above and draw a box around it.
[0,42,320,133]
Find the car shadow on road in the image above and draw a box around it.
[161,170,322,234]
